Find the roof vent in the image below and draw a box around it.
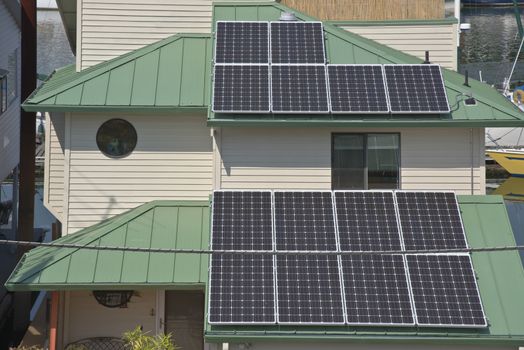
[280,12,298,21]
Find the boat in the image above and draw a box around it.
[486,149,524,176]
[492,176,524,200]
[462,0,524,5]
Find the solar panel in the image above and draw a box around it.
[212,65,270,113]
[274,191,337,251]
[271,65,330,113]
[395,192,468,250]
[341,254,415,325]
[209,253,276,324]
[276,254,345,324]
[215,21,269,64]
[334,191,402,251]
[327,65,389,113]
[211,191,273,251]
[270,22,326,64]
[384,64,450,114]
[406,254,487,327]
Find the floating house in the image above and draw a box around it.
[6,1,524,350]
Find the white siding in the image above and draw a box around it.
[44,113,66,220]
[0,1,20,181]
[340,23,458,70]
[217,127,484,194]
[79,0,213,69]
[64,114,213,233]
[64,290,156,344]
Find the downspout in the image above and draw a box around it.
[471,128,475,195]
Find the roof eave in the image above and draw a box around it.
[22,104,208,114]
[5,282,206,292]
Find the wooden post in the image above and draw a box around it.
[49,292,59,350]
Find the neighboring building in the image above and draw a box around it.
[5,1,524,350]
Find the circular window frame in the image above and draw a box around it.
[96,118,137,159]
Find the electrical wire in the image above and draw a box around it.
[0,239,523,256]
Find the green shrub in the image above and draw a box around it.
[123,327,180,350]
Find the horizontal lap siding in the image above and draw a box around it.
[46,113,65,219]
[341,24,458,70]
[218,127,484,194]
[66,114,213,233]
[0,2,20,181]
[80,0,213,69]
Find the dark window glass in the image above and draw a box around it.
[96,119,137,158]
[332,134,399,190]
[0,77,6,114]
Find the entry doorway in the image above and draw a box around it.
[164,291,205,350]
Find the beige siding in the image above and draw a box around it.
[64,290,156,344]
[79,0,213,69]
[44,113,66,220]
[340,24,458,70]
[65,114,213,233]
[0,1,20,181]
[217,127,484,194]
[229,342,515,350]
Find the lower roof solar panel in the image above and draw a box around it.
[276,254,345,324]
[341,254,415,325]
[406,254,487,328]
[271,65,330,113]
[208,253,276,324]
[212,65,270,113]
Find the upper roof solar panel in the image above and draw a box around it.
[328,65,390,113]
[384,64,450,114]
[215,21,270,64]
[270,22,326,64]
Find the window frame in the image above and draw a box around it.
[331,132,401,190]
[0,74,7,115]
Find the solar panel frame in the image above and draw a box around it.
[270,64,331,114]
[327,65,391,114]
[270,21,327,64]
[405,254,488,328]
[383,64,451,114]
[214,21,270,64]
[394,191,470,251]
[212,64,272,114]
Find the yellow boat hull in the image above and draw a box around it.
[487,151,524,176]
[492,177,524,201]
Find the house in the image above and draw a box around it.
[5,1,524,350]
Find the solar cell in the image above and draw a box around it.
[276,254,345,324]
[341,254,415,325]
[271,65,330,113]
[274,191,337,251]
[211,191,273,251]
[328,65,389,113]
[384,64,450,114]
[395,191,468,250]
[270,22,326,64]
[406,254,487,327]
[209,253,276,324]
[215,21,269,64]
[334,191,402,251]
[212,65,270,113]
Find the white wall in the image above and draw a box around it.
[216,127,484,194]
[64,290,156,344]
[44,112,66,220]
[228,342,517,350]
[340,23,458,70]
[63,113,213,233]
[0,0,20,181]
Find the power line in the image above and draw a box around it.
[1,239,524,256]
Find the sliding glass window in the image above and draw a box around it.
[332,133,400,190]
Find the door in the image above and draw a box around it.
[165,291,205,350]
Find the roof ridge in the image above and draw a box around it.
[30,33,210,104]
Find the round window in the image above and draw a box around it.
[96,119,137,158]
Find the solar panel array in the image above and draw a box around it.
[213,21,450,114]
[208,190,487,328]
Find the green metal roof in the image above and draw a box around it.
[22,34,212,113]
[5,201,210,291]
[205,195,524,346]
[208,2,524,128]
